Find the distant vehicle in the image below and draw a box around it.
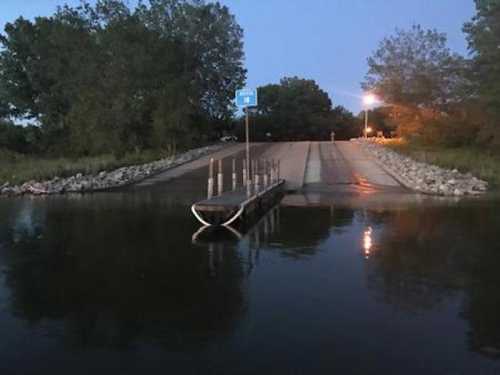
[220,135,238,142]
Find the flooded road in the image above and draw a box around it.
[1,156,500,374]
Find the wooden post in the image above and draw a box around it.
[208,158,214,199]
[217,159,223,196]
[232,158,237,191]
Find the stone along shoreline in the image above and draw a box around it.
[0,144,225,196]
[355,139,488,196]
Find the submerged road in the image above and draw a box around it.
[131,141,405,198]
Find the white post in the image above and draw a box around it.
[217,159,223,196]
[243,159,247,187]
[254,160,260,193]
[207,158,214,199]
[263,160,269,187]
[232,158,237,191]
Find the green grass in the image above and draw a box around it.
[0,149,172,185]
[381,139,500,188]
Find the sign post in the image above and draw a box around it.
[235,89,258,196]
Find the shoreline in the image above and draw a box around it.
[355,138,489,196]
[0,144,227,197]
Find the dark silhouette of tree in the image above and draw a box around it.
[0,0,246,156]
[235,77,359,141]
[464,0,500,146]
[363,25,477,145]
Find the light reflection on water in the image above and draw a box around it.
[363,226,373,259]
[0,193,500,374]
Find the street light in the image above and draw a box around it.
[363,94,377,138]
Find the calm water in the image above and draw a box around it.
[1,187,500,374]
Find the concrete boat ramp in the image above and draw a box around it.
[132,140,406,197]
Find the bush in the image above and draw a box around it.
[420,116,479,147]
[0,121,42,154]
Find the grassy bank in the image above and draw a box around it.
[0,149,172,185]
[381,139,500,187]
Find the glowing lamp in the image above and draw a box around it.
[363,94,376,106]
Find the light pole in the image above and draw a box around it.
[363,94,376,138]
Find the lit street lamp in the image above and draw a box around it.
[363,94,376,138]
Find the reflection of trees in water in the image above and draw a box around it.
[273,206,354,259]
[457,205,500,357]
[365,203,500,357]
[365,208,460,312]
[0,196,245,350]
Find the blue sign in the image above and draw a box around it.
[235,89,258,107]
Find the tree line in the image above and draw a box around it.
[0,0,246,157]
[235,77,360,142]
[4,0,494,158]
[363,0,500,148]
[0,0,362,158]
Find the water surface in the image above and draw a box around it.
[1,188,500,374]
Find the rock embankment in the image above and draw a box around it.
[0,144,225,196]
[355,139,488,196]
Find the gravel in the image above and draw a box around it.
[0,144,225,196]
[354,139,488,196]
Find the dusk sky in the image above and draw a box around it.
[0,0,476,113]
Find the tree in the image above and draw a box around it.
[364,25,468,110]
[243,77,332,141]
[359,107,397,137]
[464,0,500,145]
[363,25,473,143]
[0,0,246,156]
[234,77,358,141]
[138,0,246,123]
[0,120,41,154]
